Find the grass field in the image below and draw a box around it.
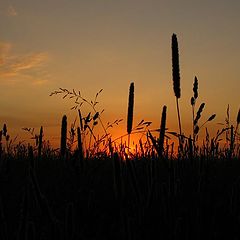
[0,34,239,240]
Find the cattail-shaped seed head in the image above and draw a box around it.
[127,82,134,135]
[60,115,67,157]
[172,34,181,99]
[193,76,198,99]
[159,105,167,156]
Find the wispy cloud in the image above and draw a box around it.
[7,5,18,17]
[0,42,11,62]
[0,41,50,85]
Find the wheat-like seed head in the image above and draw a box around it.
[194,103,205,126]
[207,114,216,122]
[159,105,167,155]
[193,76,198,99]
[172,34,181,99]
[127,82,134,135]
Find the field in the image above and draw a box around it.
[1,145,240,240]
[0,34,240,240]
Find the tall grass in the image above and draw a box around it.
[60,115,67,158]
[159,105,167,157]
[171,34,182,151]
[191,76,198,144]
[0,33,239,240]
[38,126,43,159]
[127,82,134,153]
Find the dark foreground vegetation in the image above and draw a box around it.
[1,148,240,240]
[1,34,240,240]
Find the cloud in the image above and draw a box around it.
[0,41,50,85]
[7,5,18,17]
[0,42,11,63]
[5,52,49,74]
[31,79,49,86]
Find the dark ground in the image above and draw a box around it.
[1,156,240,240]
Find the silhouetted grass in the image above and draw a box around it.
[0,34,239,240]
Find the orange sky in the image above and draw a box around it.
[0,0,239,149]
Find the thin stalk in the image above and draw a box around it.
[176,97,182,149]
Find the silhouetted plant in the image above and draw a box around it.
[60,115,67,158]
[159,105,167,157]
[171,34,182,150]
[38,126,43,158]
[194,103,205,135]
[77,126,84,162]
[28,145,34,170]
[235,108,240,140]
[50,88,122,155]
[191,76,198,144]
[127,82,134,152]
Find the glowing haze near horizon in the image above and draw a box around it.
[0,0,239,147]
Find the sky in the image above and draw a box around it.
[0,0,239,148]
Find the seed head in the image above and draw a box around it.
[193,76,198,99]
[172,34,181,99]
[127,82,134,134]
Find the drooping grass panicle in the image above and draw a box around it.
[172,34,181,99]
[60,115,67,158]
[127,82,134,135]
